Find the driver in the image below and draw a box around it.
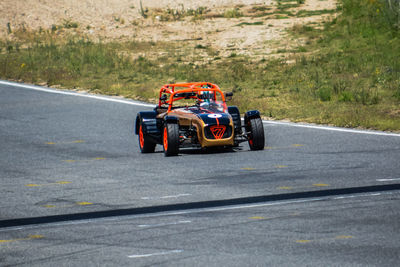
[197,85,214,106]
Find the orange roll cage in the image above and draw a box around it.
[158,82,226,112]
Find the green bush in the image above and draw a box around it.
[317,86,332,101]
[224,8,243,18]
[339,91,354,102]
[62,19,79,29]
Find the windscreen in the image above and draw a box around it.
[170,89,226,112]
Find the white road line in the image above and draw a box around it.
[128,250,182,258]
[0,227,23,232]
[377,178,400,182]
[333,195,356,199]
[263,120,400,137]
[0,80,153,107]
[332,192,383,200]
[138,220,191,228]
[141,194,191,200]
[2,79,400,137]
[160,194,192,199]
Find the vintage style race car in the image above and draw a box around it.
[135,82,265,156]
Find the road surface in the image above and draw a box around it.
[1,81,399,266]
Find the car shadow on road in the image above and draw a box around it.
[178,146,243,155]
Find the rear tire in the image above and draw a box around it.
[138,124,156,153]
[163,123,179,156]
[247,117,265,150]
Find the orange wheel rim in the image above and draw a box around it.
[248,121,253,145]
[163,127,168,151]
[139,125,144,149]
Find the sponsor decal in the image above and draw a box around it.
[210,125,226,139]
[207,114,222,118]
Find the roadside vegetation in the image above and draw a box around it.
[1,0,399,131]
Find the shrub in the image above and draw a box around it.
[224,8,243,18]
[339,91,354,102]
[63,20,79,29]
[317,86,332,101]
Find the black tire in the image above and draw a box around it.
[247,117,265,150]
[138,123,156,153]
[163,123,180,156]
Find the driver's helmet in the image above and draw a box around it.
[199,84,213,103]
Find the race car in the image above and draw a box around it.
[135,82,265,156]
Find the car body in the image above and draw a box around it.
[135,82,265,156]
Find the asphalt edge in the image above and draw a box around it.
[1,80,400,137]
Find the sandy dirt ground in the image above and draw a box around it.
[1,0,337,58]
[1,0,273,31]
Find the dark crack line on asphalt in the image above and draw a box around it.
[1,183,400,228]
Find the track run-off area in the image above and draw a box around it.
[1,80,400,266]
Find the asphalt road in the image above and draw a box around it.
[1,81,400,266]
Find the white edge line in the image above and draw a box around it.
[160,193,192,199]
[263,120,400,137]
[0,80,153,107]
[141,194,192,200]
[138,220,191,228]
[2,79,400,137]
[128,250,182,258]
[377,178,400,182]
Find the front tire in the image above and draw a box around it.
[138,124,156,153]
[247,117,265,150]
[163,123,179,156]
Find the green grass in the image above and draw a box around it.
[1,0,400,131]
[296,9,337,17]
[235,21,264,26]
[62,19,79,29]
[137,5,211,21]
[224,8,243,18]
[278,3,300,10]
[249,5,272,12]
